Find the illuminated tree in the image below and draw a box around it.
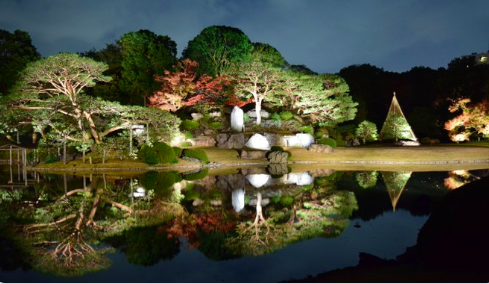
[444,98,489,142]
[355,171,378,189]
[182,25,253,76]
[355,120,379,144]
[119,30,177,105]
[2,53,180,148]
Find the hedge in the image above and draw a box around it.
[183,149,209,164]
[318,137,337,148]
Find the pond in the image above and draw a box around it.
[0,165,487,282]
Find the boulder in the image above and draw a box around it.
[241,149,268,159]
[245,133,270,150]
[296,133,315,147]
[189,136,216,147]
[191,113,203,121]
[230,106,244,132]
[217,174,246,190]
[217,133,245,149]
[267,163,289,176]
[247,109,270,118]
[308,144,334,153]
[268,151,289,164]
[264,133,286,147]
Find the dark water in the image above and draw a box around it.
[0,166,486,282]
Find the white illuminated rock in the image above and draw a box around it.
[230,106,244,132]
[131,187,146,197]
[297,133,315,147]
[246,174,271,188]
[232,188,245,213]
[285,172,313,185]
[245,133,270,150]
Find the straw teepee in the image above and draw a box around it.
[381,171,412,212]
[379,92,417,141]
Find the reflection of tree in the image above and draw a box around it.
[355,171,378,189]
[381,171,412,211]
[227,189,358,256]
[444,170,479,190]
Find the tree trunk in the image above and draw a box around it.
[255,98,262,125]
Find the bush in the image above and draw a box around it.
[315,132,324,139]
[270,146,284,152]
[280,196,294,207]
[335,139,347,147]
[183,168,209,181]
[153,142,178,164]
[181,119,199,131]
[243,113,250,123]
[270,112,281,122]
[45,154,58,164]
[173,147,183,157]
[183,149,209,164]
[181,142,192,147]
[421,137,431,144]
[318,137,337,148]
[301,125,314,135]
[138,144,159,165]
[279,111,294,120]
[184,131,194,139]
[209,121,223,130]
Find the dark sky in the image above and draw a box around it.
[1,0,489,74]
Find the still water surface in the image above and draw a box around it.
[0,166,485,282]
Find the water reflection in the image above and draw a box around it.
[0,166,486,280]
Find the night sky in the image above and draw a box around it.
[1,0,489,74]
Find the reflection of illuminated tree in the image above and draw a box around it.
[381,171,412,211]
[355,171,378,189]
[227,190,358,256]
[444,170,479,190]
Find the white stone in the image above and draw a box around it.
[297,133,315,147]
[192,198,204,207]
[191,113,204,121]
[285,172,314,185]
[245,133,271,150]
[232,188,245,213]
[284,135,302,147]
[246,174,271,188]
[230,106,244,132]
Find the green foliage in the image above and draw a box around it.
[183,168,209,181]
[181,119,199,131]
[138,144,159,165]
[314,132,324,139]
[355,120,379,144]
[173,147,183,157]
[44,154,58,164]
[284,151,292,158]
[279,111,294,120]
[119,30,177,105]
[318,137,337,148]
[355,171,378,189]
[183,149,209,164]
[381,114,416,141]
[301,125,314,135]
[184,131,194,139]
[153,141,178,164]
[243,113,250,123]
[181,142,192,147]
[209,121,223,130]
[280,196,294,207]
[270,146,284,152]
[141,171,181,193]
[270,113,281,122]
[183,25,253,76]
[335,139,347,147]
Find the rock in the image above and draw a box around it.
[189,136,216,147]
[267,163,289,176]
[308,144,334,153]
[230,106,244,132]
[395,140,421,146]
[232,188,245,213]
[241,167,268,175]
[191,113,203,121]
[285,172,314,185]
[264,133,286,147]
[296,133,315,147]
[247,109,270,118]
[246,174,271,188]
[284,135,302,147]
[245,133,271,150]
[217,133,245,149]
[217,174,246,190]
[210,199,222,206]
[192,198,204,207]
[268,151,289,163]
[241,149,267,159]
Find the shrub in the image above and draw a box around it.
[335,139,347,147]
[181,119,199,131]
[153,141,178,164]
[271,146,284,152]
[315,132,324,139]
[138,144,160,165]
[209,121,223,130]
[173,147,183,157]
[243,113,250,123]
[183,168,209,181]
[183,149,209,164]
[279,111,294,120]
[355,120,379,144]
[184,131,194,139]
[270,112,281,122]
[181,142,192,147]
[44,154,58,164]
[421,137,431,144]
[301,125,314,135]
[280,196,294,207]
[318,137,337,148]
